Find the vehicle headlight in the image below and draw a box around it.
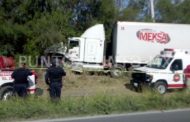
[146,74,153,82]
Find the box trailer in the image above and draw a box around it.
[112,21,190,64]
[59,21,190,76]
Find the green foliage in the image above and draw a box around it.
[98,0,118,41]
[156,0,190,23]
[24,11,76,55]
[176,0,190,23]
[0,44,14,56]
[156,0,178,22]
[0,20,29,55]
[0,0,77,55]
[1,0,190,55]
[70,0,118,42]
[118,7,139,21]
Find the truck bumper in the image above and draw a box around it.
[130,79,152,92]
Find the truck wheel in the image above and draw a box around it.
[110,67,124,78]
[154,81,167,94]
[0,86,14,101]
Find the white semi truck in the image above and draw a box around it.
[64,21,190,77]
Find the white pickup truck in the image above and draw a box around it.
[131,48,190,94]
[0,57,37,101]
[0,69,37,100]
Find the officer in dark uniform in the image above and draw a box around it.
[11,63,32,97]
[45,59,66,101]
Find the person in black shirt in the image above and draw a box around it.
[45,59,66,101]
[11,63,32,97]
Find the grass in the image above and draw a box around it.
[36,69,133,97]
[1,91,190,121]
[1,70,190,121]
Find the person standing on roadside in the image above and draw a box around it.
[11,63,32,98]
[45,59,66,101]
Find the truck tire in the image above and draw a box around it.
[110,67,124,78]
[154,81,167,94]
[0,86,14,101]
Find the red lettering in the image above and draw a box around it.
[137,29,170,44]
[0,71,13,76]
[139,33,147,40]
[157,33,162,42]
[163,33,168,42]
[147,33,152,41]
[152,33,157,41]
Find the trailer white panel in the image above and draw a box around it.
[113,21,190,64]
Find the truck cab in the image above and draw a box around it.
[131,48,190,94]
[66,24,105,72]
[66,37,80,62]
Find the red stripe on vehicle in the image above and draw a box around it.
[168,84,186,88]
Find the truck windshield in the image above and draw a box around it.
[146,56,173,69]
[69,40,79,49]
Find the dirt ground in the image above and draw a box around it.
[35,69,138,98]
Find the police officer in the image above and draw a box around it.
[11,63,32,97]
[45,59,66,101]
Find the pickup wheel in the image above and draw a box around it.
[154,81,167,94]
[0,86,14,101]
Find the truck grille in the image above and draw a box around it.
[132,71,146,82]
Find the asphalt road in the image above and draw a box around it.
[27,109,190,122]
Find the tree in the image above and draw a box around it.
[0,0,77,55]
[156,0,190,23]
[176,0,190,23]
[2,0,190,56]
[24,11,76,55]
[156,0,177,22]
[117,0,153,22]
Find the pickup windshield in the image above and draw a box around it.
[146,56,173,69]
